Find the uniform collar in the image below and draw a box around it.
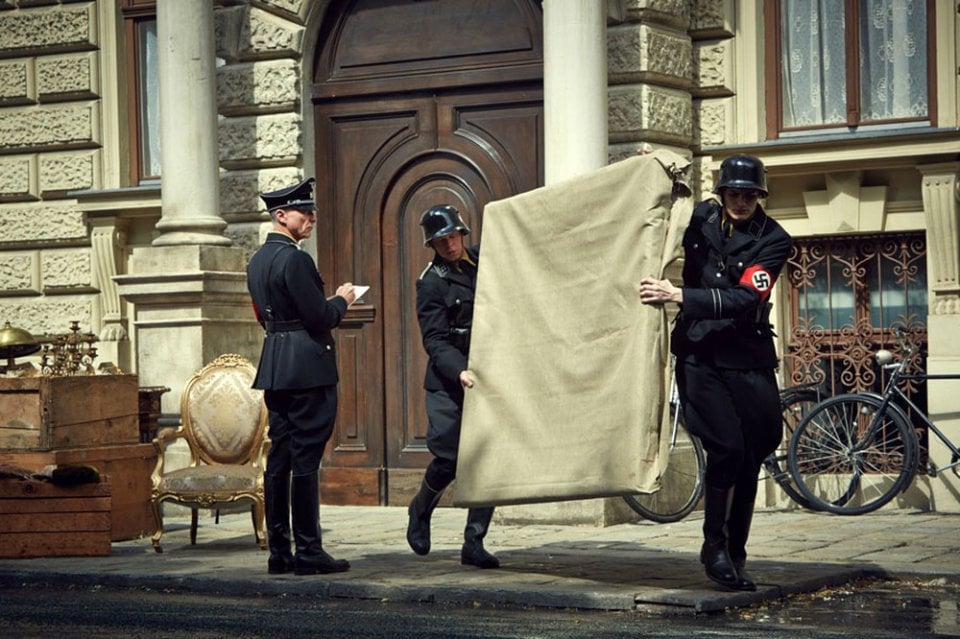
[265,232,301,248]
[705,204,768,252]
[431,253,475,285]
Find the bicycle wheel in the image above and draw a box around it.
[623,412,705,523]
[788,393,917,515]
[763,387,822,510]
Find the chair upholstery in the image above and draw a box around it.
[150,354,268,552]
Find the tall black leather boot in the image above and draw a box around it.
[700,486,738,589]
[291,473,349,575]
[461,507,499,569]
[406,477,444,555]
[264,473,294,574]
[726,484,758,591]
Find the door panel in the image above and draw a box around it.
[315,89,542,503]
[314,99,436,504]
[382,153,493,473]
[316,100,435,469]
[312,0,543,504]
[313,0,543,99]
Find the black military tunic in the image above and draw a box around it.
[671,199,793,488]
[247,231,348,475]
[416,244,480,469]
[247,233,346,390]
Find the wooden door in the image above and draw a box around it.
[312,0,543,505]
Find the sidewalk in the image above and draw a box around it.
[2,505,958,614]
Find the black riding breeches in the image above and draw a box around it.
[675,360,782,489]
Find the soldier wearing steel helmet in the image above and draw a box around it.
[639,154,793,592]
[405,204,499,570]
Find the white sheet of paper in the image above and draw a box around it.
[352,285,370,301]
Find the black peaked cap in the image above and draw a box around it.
[260,177,316,212]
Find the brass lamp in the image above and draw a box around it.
[0,321,41,369]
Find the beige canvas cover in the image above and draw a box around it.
[453,150,693,507]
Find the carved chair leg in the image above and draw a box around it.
[190,509,199,545]
[253,501,267,550]
[150,499,164,553]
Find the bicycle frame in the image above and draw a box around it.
[861,333,960,477]
[667,369,682,448]
[888,374,960,477]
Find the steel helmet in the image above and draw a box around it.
[713,154,768,197]
[419,205,470,247]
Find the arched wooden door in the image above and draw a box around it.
[312,0,543,505]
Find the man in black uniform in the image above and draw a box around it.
[247,177,357,576]
[639,154,792,591]
[405,204,499,569]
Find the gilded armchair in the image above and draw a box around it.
[150,354,268,553]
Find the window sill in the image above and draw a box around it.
[703,127,960,166]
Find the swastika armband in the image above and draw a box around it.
[740,265,775,301]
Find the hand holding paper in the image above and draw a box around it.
[331,283,369,306]
[352,285,370,303]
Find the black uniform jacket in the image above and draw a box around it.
[416,245,480,394]
[671,200,793,369]
[247,232,348,390]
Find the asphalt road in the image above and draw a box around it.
[2,577,959,638]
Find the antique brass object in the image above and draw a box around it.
[0,321,41,368]
[40,321,99,376]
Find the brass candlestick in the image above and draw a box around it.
[40,321,99,376]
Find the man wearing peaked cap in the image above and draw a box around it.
[260,177,318,212]
[246,176,358,576]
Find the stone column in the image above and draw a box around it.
[116,0,261,427]
[918,162,960,512]
[543,0,608,185]
[153,0,230,246]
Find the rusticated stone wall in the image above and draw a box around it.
[606,0,693,167]
[215,0,310,255]
[688,0,734,198]
[0,0,313,338]
[0,1,100,337]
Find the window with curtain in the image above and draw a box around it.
[766,0,933,136]
[122,0,160,184]
[136,19,160,180]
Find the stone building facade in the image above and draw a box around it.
[1,0,957,516]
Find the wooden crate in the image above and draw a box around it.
[0,443,157,541]
[0,375,140,451]
[0,478,111,558]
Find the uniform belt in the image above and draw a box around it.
[265,319,304,333]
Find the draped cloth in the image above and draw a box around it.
[453,150,693,507]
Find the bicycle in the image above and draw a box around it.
[788,328,960,515]
[622,371,705,523]
[623,372,822,523]
[761,383,823,511]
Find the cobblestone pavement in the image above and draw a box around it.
[2,506,958,614]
